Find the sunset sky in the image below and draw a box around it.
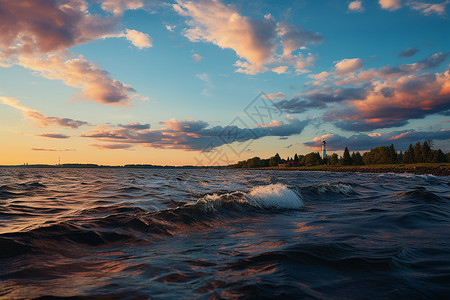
[0,0,449,166]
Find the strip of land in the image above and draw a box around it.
[251,163,450,176]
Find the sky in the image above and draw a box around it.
[0,0,449,166]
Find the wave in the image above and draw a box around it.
[314,183,354,195]
[194,183,304,211]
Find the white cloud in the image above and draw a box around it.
[121,29,152,49]
[335,58,364,75]
[272,66,288,74]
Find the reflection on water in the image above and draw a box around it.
[0,168,449,298]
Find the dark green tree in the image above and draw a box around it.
[353,152,364,165]
[328,153,339,165]
[432,149,447,163]
[293,153,299,162]
[413,141,423,163]
[302,152,321,166]
[403,144,415,163]
[422,141,432,163]
[342,147,352,165]
[398,151,403,163]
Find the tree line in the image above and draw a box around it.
[228,140,449,168]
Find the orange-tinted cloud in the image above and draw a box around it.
[173,0,323,74]
[0,96,88,128]
[348,1,364,12]
[379,0,402,11]
[335,58,364,75]
[324,70,450,130]
[18,54,136,105]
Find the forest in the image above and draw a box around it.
[228,140,449,168]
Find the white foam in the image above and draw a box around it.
[193,183,304,211]
[245,183,304,209]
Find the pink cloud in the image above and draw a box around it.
[192,53,202,63]
[263,92,286,100]
[0,0,149,105]
[409,1,449,16]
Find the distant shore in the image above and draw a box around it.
[1,163,449,176]
[250,163,450,176]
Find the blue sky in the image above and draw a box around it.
[0,0,449,165]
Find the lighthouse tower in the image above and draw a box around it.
[321,138,327,159]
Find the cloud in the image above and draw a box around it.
[118,122,150,130]
[379,0,402,11]
[309,71,330,80]
[0,0,146,105]
[173,0,323,74]
[18,53,137,105]
[165,25,175,32]
[304,130,450,151]
[323,70,450,131]
[263,92,286,100]
[335,58,364,75]
[277,22,324,56]
[100,0,144,15]
[0,96,88,128]
[81,117,309,151]
[379,0,449,15]
[348,1,364,12]
[174,0,277,65]
[373,52,449,79]
[0,0,120,56]
[196,73,210,82]
[38,133,70,139]
[272,66,288,74]
[276,86,370,114]
[409,1,449,16]
[89,143,134,150]
[31,148,75,151]
[192,53,202,62]
[120,29,152,49]
[285,53,450,131]
[398,47,419,58]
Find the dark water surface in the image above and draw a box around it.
[0,168,449,299]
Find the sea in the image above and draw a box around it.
[0,168,449,299]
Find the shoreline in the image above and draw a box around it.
[249,164,450,176]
